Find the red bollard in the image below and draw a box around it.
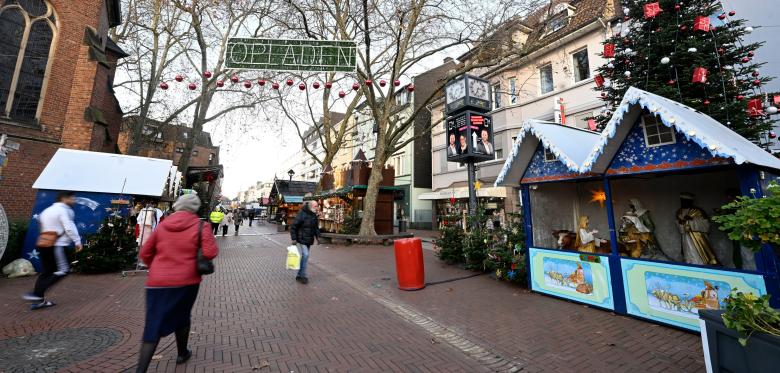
[394,238,425,290]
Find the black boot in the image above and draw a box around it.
[175,326,192,364]
[135,340,159,373]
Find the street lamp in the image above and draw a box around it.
[287,169,295,181]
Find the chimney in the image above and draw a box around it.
[443,57,454,64]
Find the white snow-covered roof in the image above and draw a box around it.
[33,149,174,196]
[495,120,602,186]
[581,87,780,173]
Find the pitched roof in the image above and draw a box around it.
[272,180,317,197]
[580,87,780,173]
[495,120,602,186]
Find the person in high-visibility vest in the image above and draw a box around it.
[209,208,225,236]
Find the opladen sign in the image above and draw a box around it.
[225,38,357,72]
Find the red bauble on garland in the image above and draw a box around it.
[298,83,306,90]
[286,79,294,86]
[406,84,415,92]
[393,79,401,87]
[379,79,387,87]
[243,80,252,89]
[365,79,372,86]
[216,80,225,87]
[159,81,169,90]
[718,13,726,20]
[338,90,346,98]
[188,83,197,90]
[729,10,736,16]
[325,81,333,89]
[175,74,184,82]
[272,82,280,90]
[257,79,266,86]
[312,82,320,89]
[352,82,360,91]
[203,71,212,79]
[230,75,239,83]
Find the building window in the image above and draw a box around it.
[642,114,676,147]
[209,153,215,165]
[544,148,557,162]
[493,133,503,160]
[492,82,502,109]
[508,77,517,105]
[572,48,590,82]
[176,147,184,153]
[192,150,199,156]
[0,0,57,123]
[539,64,554,94]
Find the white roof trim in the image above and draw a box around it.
[580,87,780,173]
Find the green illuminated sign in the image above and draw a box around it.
[225,38,357,72]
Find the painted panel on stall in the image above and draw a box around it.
[22,190,130,271]
[606,121,731,175]
[621,258,767,331]
[529,247,614,310]
[522,144,598,183]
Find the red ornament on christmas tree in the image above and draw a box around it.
[587,119,598,131]
[379,80,387,87]
[325,82,333,89]
[692,67,708,83]
[175,74,184,82]
[748,51,755,57]
[746,98,763,117]
[729,10,736,16]
[753,79,761,86]
[203,71,212,79]
[737,95,745,101]
[603,43,615,58]
[338,90,346,98]
[667,79,676,85]
[159,82,169,90]
[272,82,280,90]
[243,80,252,89]
[742,57,751,63]
[644,2,662,19]
[752,71,760,77]
[674,4,680,11]
[770,131,777,139]
[298,83,306,90]
[257,79,266,86]
[312,82,320,89]
[693,16,710,32]
[230,75,239,83]
[216,80,224,88]
[774,95,780,106]
[718,13,726,20]
[703,99,710,105]
[449,196,456,205]
[594,74,605,88]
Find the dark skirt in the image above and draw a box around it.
[142,284,200,342]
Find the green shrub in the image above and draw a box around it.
[1,220,28,267]
[713,182,780,251]
[339,212,361,234]
[434,219,465,264]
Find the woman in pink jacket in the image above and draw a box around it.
[135,194,218,372]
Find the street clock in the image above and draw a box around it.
[444,74,492,115]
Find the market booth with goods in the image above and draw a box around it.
[21,149,179,271]
[496,88,780,331]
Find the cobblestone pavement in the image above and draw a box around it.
[0,223,705,372]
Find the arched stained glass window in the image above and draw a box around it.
[0,0,57,123]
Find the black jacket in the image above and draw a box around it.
[290,205,320,245]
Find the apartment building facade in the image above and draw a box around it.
[427,0,617,227]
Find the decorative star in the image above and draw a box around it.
[28,249,39,261]
[474,180,482,190]
[32,214,39,220]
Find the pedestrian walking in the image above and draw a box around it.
[209,207,224,235]
[247,209,255,226]
[221,211,232,237]
[290,201,320,284]
[233,210,243,236]
[135,194,218,372]
[23,191,82,309]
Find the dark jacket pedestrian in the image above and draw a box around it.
[135,194,218,372]
[290,201,320,284]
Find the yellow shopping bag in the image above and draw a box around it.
[286,245,301,270]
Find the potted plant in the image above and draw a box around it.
[712,181,780,252]
[699,290,780,373]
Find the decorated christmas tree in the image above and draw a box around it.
[594,0,774,143]
[74,208,137,274]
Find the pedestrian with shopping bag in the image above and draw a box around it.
[290,201,320,284]
[135,194,218,372]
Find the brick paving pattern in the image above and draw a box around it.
[0,223,706,372]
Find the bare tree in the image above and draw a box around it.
[279,0,545,235]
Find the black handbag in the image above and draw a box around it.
[196,221,215,275]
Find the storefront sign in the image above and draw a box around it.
[529,248,615,310]
[226,38,356,72]
[621,259,767,331]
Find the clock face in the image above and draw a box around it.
[446,79,466,104]
[470,79,490,101]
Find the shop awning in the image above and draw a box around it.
[418,186,507,200]
[307,185,404,199]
